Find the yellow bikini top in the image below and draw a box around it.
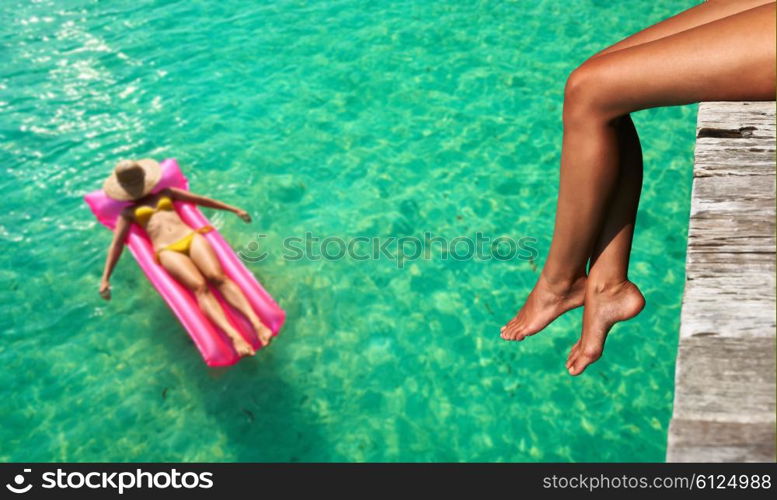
[133,195,174,226]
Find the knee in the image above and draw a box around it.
[192,280,210,296]
[562,61,615,125]
[206,273,227,287]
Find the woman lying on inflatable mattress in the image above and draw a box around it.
[98,158,272,357]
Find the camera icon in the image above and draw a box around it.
[6,469,32,494]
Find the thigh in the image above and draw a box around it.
[578,2,776,118]
[158,250,208,290]
[590,0,775,60]
[188,233,225,281]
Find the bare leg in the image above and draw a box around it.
[500,69,633,341]
[560,3,776,375]
[566,115,646,373]
[588,0,777,60]
[159,249,256,357]
[502,0,777,342]
[188,234,273,347]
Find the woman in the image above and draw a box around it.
[501,0,776,375]
[99,159,272,357]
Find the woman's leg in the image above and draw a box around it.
[581,0,777,289]
[565,115,646,372]
[502,1,777,342]
[158,249,256,357]
[586,115,644,293]
[500,96,643,343]
[589,0,776,60]
[555,2,776,375]
[593,0,774,57]
[188,234,273,346]
[577,0,777,284]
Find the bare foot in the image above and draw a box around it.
[501,274,586,341]
[231,335,256,358]
[566,279,645,376]
[254,322,273,347]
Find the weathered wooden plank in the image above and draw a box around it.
[695,141,777,173]
[667,420,776,463]
[694,101,776,177]
[671,336,776,422]
[691,174,775,203]
[686,251,775,266]
[681,286,775,338]
[687,217,775,253]
[694,150,776,173]
[667,100,776,463]
[696,101,777,131]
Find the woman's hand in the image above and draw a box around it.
[99,279,111,301]
[236,209,252,223]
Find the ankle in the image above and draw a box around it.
[586,275,629,294]
[226,330,245,342]
[540,270,587,294]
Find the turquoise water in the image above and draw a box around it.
[1,0,699,462]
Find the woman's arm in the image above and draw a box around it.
[165,187,252,222]
[99,212,132,300]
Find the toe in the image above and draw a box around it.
[566,351,578,371]
[512,321,525,337]
[566,342,580,365]
[569,346,602,376]
[502,319,519,340]
[506,325,519,341]
[569,359,587,376]
[515,320,537,341]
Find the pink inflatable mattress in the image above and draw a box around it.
[85,158,285,366]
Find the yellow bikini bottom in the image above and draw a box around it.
[155,226,214,263]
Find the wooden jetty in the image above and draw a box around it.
[667,101,776,462]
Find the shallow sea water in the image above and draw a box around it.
[1,0,699,461]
